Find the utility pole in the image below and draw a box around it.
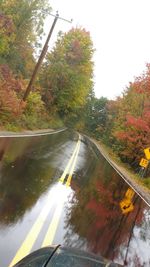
[23,12,72,101]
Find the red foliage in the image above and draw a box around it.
[0,65,25,120]
[130,64,150,95]
[0,65,23,92]
[112,65,150,166]
[126,114,150,132]
[74,178,144,260]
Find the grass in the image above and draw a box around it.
[0,114,64,132]
[96,140,150,192]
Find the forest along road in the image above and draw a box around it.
[0,130,149,267]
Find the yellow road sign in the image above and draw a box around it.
[120,199,134,214]
[139,158,149,168]
[125,188,135,200]
[144,147,150,160]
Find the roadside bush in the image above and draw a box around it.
[22,92,50,129]
[0,64,63,131]
[24,92,44,115]
[0,64,25,125]
[4,123,21,132]
[142,177,150,189]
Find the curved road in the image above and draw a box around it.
[0,130,149,267]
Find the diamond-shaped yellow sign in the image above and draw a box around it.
[139,158,149,168]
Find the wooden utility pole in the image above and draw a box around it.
[23,12,72,101]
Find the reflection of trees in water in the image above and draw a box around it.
[63,159,147,266]
[140,209,150,241]
[0,131,72,225]
[121,207,150,267]
[123,198,142,265]
[0,155,55,225]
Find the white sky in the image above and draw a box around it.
[44,0,150,99]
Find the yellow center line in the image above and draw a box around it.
[8,190,55,267]
[59,136,80,183]
[41,200,64,247]
[42,136,81,246]
[9,135,81,267]
[66,140,81,187]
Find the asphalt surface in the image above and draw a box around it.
[0,130,149,267]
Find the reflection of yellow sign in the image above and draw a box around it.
[125,188,135,200]
[119,187,135,214]
[139,158,149,168]
[120,199,134,214]
[144,148,150,160]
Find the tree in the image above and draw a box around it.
[40,28,94,117]
[102,98,121,145]
[0,0,51,77]
[0,13,14,60]
[0,65,25,125]
[111,65,150,171]
[83,96,108,138]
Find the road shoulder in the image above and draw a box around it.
[87,136,150,206]
[0,128,67,137]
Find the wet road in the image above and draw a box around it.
[0,130,149,267]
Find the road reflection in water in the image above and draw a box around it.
[0,131,76,225]
[0,132,149,267]
[63,138,150,267]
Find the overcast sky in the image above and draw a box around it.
[44,0,150,99]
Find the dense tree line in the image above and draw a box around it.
[0,0,94,131]
[83,65,150,179]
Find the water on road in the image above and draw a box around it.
[0,130,149,267]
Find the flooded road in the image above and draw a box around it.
[0,130,149,267]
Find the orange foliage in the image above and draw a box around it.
[0,65,25,121]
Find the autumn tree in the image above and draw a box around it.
[112,65,150,170]
[40,28,94,117]
[0,0,51,77]
[0,65,25,126]
[0,0,53,130]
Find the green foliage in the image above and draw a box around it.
[0,13,14,59]
[22,92,48,129]
[101,99,121,146]
[5,123,21,132]
[83,96,108,138]
[142,177,150,189]
[24,92,44,115]
[46,115,64,129]
[40,27,94,117]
